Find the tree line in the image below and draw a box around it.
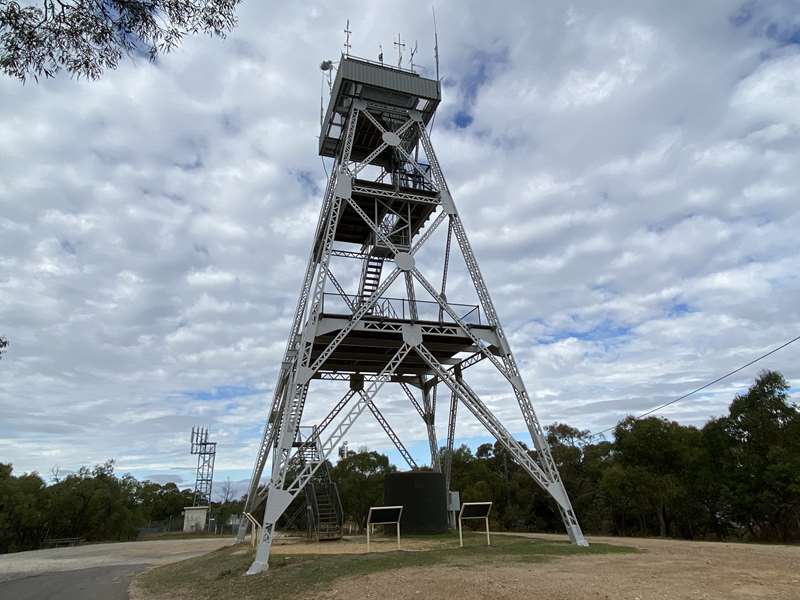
[0,459,242,554]
[2,370,798,553]
[328,370,800,543]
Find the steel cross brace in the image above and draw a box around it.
[413,344,551,489]
[404,272,418,319]
[414,342,587,545]
[254,389,358,506]
[411,266,514,382]
[327,270,356,313]
[401,382,439,471]
[425,351,486,390]
[443,369,460,492]
[410,210,447,255]
[422,383,441,471]
[395,145,438,189]
[306,265,403,376]
[438,219,453,321]
[247,343,412,574]
[400,382,426,420]
[351,114,416,176]
[362,391,418,470]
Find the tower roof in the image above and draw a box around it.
[319,56,441,159]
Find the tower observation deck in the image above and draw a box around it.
[240,54,588,574]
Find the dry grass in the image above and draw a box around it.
[132,533,631,600]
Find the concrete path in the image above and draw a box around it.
[0,537,233,600]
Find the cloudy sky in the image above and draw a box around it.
[1,0,799,496]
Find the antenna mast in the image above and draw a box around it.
[393,33,405,68]
[343,19,352,57]
[433,7,440,80]
[410,40,419,73]
[189,425,216,506]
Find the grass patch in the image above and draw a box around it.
[134,533,634,600]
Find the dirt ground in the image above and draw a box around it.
[315,533,800,600]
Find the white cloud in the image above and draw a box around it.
[0,1,798,486]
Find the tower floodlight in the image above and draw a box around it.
[239,51,588,574]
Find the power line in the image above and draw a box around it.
[589,333,800,438]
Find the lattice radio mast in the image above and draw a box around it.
[190,426,216,506]
[238,40,588,574]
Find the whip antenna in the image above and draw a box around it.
[433,7,440,80]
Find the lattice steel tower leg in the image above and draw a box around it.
[241,53,587,575]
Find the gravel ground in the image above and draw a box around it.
[317,533,800,600]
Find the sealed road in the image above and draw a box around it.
[0,564,147,600]
[0,537,232,599]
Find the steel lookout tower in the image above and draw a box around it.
[240,53,588,574]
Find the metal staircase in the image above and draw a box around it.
[358,254,384,305]
[295,427,343,541]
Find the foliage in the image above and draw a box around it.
[138,480,195,523]
[2,371,798,553]
[46,459,141,542]
[0,459,203,553]
[440,370,800,542]
[0,0,242,82]
[330,450,396,530]
[0,335,7,358]
[0,462,49,552]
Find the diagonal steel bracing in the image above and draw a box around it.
[248,344,411,574]
[415,123,585,537]
[253,389,357,506]
[443,367,460,492]
[414,344,551,489]
[400,382,426,420]
[362,391,418,470]
[401,382,439,470]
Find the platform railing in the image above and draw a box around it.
[322,293,482,325]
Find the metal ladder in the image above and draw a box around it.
[358,254,384,305]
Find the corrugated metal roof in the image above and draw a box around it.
[339,57,440,100]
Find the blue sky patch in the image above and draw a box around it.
[546,320,631,344]
[669,302,692,317]
[185,385,263,401]
[449,45,509,130]
[295,169,319,195]
[453,110,474,128]
[730,1,800,48]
